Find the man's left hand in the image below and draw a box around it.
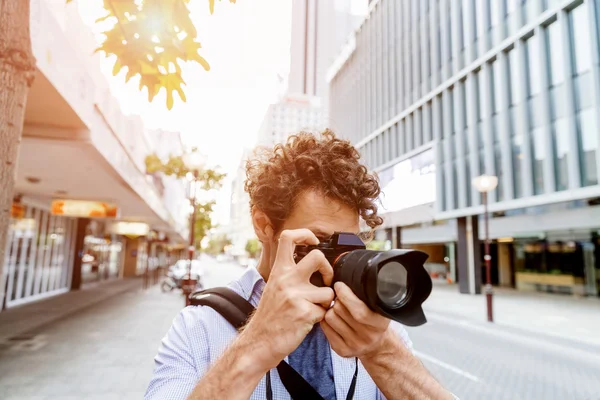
[321,281,394,359]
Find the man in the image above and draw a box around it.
[146,130,455,399]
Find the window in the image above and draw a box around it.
[531,126,545,194]
[525,35,541,97]
[494,143,504,201]
[491,0,500,27]
[507,48,521,105]
[553,117,570,191]
[570,5,592,75]
[577,108,599,186]
[507,0,518,15]
[414,109,423,148]
[492,59,503,114]
[475,0,489,39]
[447,14,453,63]
[476,71,485,121]
[460,0,468,51]
[546,22,564,86]
[512,134,524,198]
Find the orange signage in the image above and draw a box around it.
[11,203,25,219]
[51,200,118,218]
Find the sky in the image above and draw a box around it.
[79,0,366,226]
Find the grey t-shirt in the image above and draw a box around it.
[288,324,336,399]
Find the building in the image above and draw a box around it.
[229,149,255,257]
[256,94,326,146]
[329,0,600,296]
[289,0,364,101]
[227,1,365,257]
[1,0,188,310]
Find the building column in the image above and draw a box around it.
[498,242,513,287]
[481,64,497,202]
[535,24,557,194]
[442,90,456,210]
[558,9,583,190]
[70,218,89,291]
[456,216,482,294]
[497,51,515,200]
[585,0,600,182]
[447,242,457,283]
[515,40,535,198]
[466,74,482,206]
[395,226,402,249]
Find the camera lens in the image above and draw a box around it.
[376,261,408,308]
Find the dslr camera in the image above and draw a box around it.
[294,232,432,326]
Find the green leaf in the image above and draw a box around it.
[112,59,123,76]
[90,0,237,110]
[158,73,186,110]
[95,13,113,23]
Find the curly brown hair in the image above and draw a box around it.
[244,129,383,234]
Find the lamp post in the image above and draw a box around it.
[472,174,498,323]
[182,150,207,306]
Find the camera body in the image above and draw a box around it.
[294,232,366,287]
[294,232,432,327]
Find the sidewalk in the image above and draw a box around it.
[0,278,144,343]
[0,284,183,400]
[424,282,600,347]
[0,259,246,399]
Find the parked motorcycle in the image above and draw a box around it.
[161,260,205,293]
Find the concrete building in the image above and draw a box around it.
[1,0,188,310]
[229,149,255,257]
[289,0,364,102]
[329,0,600,296]
[256,94,326,147]
[226,2,364,254]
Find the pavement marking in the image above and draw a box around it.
[413,350,481,383]
[425,312,600,367]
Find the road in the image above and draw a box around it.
[407,313,600,399]
[0,257,598,399]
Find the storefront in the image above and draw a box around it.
[3,204,77,308]
[81,235,123,284]
[512,231,599,296]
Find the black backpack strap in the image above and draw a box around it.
[189,287,254,330]
[188,287,325,400]
[276,359,324,400]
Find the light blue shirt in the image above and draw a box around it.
[145,266,418,399]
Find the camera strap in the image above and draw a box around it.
[189,287,358,400]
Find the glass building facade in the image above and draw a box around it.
[3,205,77,308]
[3,205,126,308]
[330,0,600,211]
[329,0,600,295]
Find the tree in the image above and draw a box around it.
[0,0,37,307]
[206,235,231,256]
[366,240,388,251]
[144,151,226,249]
[0,0,235,305]
[192,200,214,250]
[245,238,262,258]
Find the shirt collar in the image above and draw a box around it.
[234,266,266,308]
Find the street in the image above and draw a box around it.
[407,314,600,399]
[0,258,599,399]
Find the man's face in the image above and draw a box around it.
[266,190,360,269]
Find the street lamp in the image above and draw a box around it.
[182,150,207,306]
[472,174,498,323]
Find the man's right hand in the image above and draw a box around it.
[240,228,335,371]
